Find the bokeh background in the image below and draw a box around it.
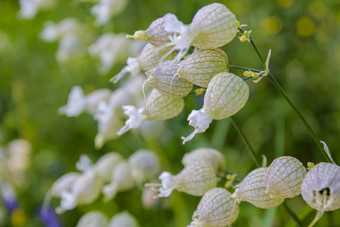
[1,0,340,226]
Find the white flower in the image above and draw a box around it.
[59,86,86,117]
[85,89,111,115]
[18,0,56,19]
[89,33,133,74]
[91,0,129,25]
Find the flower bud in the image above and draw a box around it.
[189,188,239,227]
[93,152,124,183]
[108,212,140,227]
[182,72,249,143]
[128,16,174,46]
[76,211,108,227]
[117,89,184,135]
[265,156,306,199]
[190,3,239,49]
[146,162,217,197]
[128,149,161,183]
[146,60,193,98]
[232,167,284,209]
[182,147,225,175]
[102,161,135,201]
[301,162,340,211]
[177,48,229,88]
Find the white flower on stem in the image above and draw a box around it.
[59,86,86,117]
[51,172,81,197]
[76,155,93,173]
[117,89,184,136]
[182,72,249,144]
[146,162,217,198]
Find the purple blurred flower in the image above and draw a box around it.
[1,183,18,212]
[38,206,63,227]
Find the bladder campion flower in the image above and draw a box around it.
[189,188,239,227]
[146,162,217,197]
[182,72,249,144]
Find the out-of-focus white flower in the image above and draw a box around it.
[108,212,139,227]
[18,0,56,19]
[102,161,135,201]
[7,139,31,175]
[51,172,81,197]
[59,86,86,117]
[89,33,133,74]
[76,211,108,227]
[93,152,123,182]
[91,0,129,25]
[128,149,161,183]
[85,89,111,115]
[94,101,123,149]
[41,18,91,63]
[58,172,102,213]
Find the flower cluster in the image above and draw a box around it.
[46,149,160,213]
[111,3,249,144]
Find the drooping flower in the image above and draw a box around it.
[117,89,184,135]
[232,167,284,209]
[93,152,124,183]
[146,162,217,197]
[301,162,340,211]
[146,60,193,98]
[58,86,86,117]
[182,72,249,144]
[265,156,306,199]
[91,0,129,25]
[189,188,239,227]
[176,48,229,88]
[182,147,226,175]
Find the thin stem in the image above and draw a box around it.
[222,170,245,179]
[228,64,262,72]
[230,117,260,167]
[242,30,331,162]
[283,203,303,226]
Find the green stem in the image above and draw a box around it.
[283,203,303,226]
[230,117,260,167]
[228,64,262,72]
[243,30,331,162]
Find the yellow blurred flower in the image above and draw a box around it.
[262,17,282,35]
[296,17,315,37]
[276,0,294,8]
[308,1,328,20]
[11,209,26,227]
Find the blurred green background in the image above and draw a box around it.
[1,0,340,226]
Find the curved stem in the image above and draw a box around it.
[230,117,260,167]
[242,30,331,162]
